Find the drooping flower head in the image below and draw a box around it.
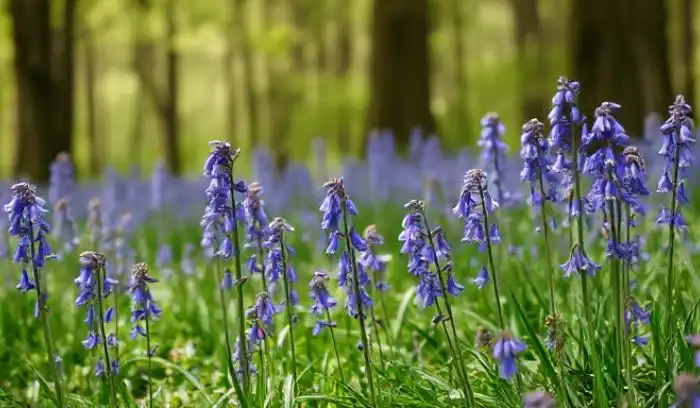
[520,118,558,205]
[657,95,694,232]
[359,225,392,291]
[263,217,297,305]
[319,178,371,318]
[242,182,269,277]
[621,147,650,215]
[560,243,600,278]
[201,141,247,258]
[309,270,338,335]
[493,332,527,380]
[5,182,55,303]
[128,262,161,344]
[478,113,509,205]
[245,292,276,348]
[625,297,650,347]
[53,199,80,254]
[75,251,119,376]
[453,169,501,252]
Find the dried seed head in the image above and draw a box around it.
[130,262,149,281]
[623,146,645,170]
[403,199,425,212]
[88,198,101,214]
[475,327,494,349]
[268,217,294,233]
[80,251,106,268]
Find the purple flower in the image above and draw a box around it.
[309,270,337,335]
[358,225,391,291]
[478,113,510,205]
[673,373,700,408]
[49,152,75,205]
[493,332,527,380]
[560,244,600,278]
[473,266,489,289]
[523,391,555,408]
[245,292,276,348]
[519,119,558,206]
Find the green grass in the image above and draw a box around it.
[0,188,697,407]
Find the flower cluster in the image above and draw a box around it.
[6,183,55,308]
[246,292,276,348]
[624,297,650,346]
[493,332,527,380]
[358,225,391,291]
[49,151,75,205]
[75,251,118,376]
[320,178,372,318]
[309,270,338,335]
[263,217,298,305]
[399,200,463,309]
[243,182,270,277]
[656,95,694,231]
[478,113,510,204]
[453,169,501,253]
[53,199,80,254]
[519,118,558,206]
[128,263,162,349]
[201,141,247,258]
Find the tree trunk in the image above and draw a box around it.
[451,0,467,123]
[366,0,435,151]
[572,0,672,137]
[83,23,101,176]
[335,0,351,152]
[163,0,181,175]
[11,0,75,182]
[511,0,544,122]
[235,0,259,146]
[223,0,238,144]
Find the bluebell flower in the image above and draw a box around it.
[53,199,79,254]
[624,297,649,347]
[473,266,489,289]
[454,169,500,252]
[359,225,392,291]
[520,119,558,206]
[201,141,247,258]
[245,292,276,348]
[478,113,510,205]
[548,77,582,208]
[264,217,297,304]
[560,244,600,278]
[523,391,555,408]
[128,263,161,341]
[672,373,700,408]
[621,147,650,215]
[309,270,337,335]
[49,151,75,205]
[76,251,119,375]
[493,332,527,380]
[657,95,695,233]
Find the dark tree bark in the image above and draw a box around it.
[133,0,181,175]
[335,0,351,153]
[235,0,260,146]
[511,0,544,122]
[451,0,468,122]
[366,0,435,151]
[572,0,672,137]
[83,23,101,176]
[11,0,76,181]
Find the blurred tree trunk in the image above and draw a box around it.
[223,0,238,143]
[681,0,694,113]
[451,0,468,124]
[511,0,544,122]
[133,0,181,175]
[335,0,351,152]
[11,0,76,181]
[366,0,435,151]
[130,10,146,167]
[572,0,671,137]
[235,0,259,146]
[83,23,101,176]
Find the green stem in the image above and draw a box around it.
[665,143,681,378]
[421,209,475,407]
[26,222,65,408]
[280,231,298,394]
[341,200,378,408]
[477,187,505,330]
[214,260,244,398]
[605,198,624,404]
[570,120,607,407]
[326,308,346,384]
[145,311,153,408]
[536,173,568,405]
[96,265,119,407]
[622,204,636,407]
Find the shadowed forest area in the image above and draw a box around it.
[0,0,694,179]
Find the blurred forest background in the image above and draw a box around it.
[0,0,695,180]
